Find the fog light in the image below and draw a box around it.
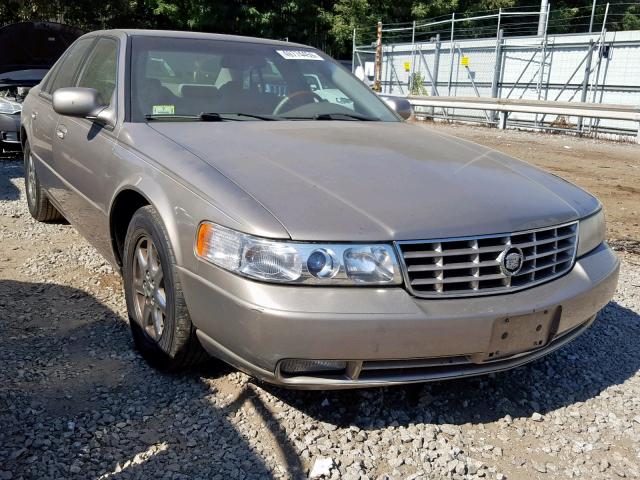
[280,359,347,375]
[1,131,18,142]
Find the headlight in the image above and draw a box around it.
[195,222,402,285]
[0,97,22,115]
[577,209,605,257]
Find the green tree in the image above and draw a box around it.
[1,1,638,59]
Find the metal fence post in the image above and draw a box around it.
[590,2,609,104]
[577,40,595,133]
[588,2,609,132]
[447,13,456,96]
[432,33,441,97]
[491,9,502,98]
[535,4,550,126]
[498,111,508,129]
[491,26,504,122]
[409,21,416,93]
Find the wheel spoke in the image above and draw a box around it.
[133,277,145,295]
[148,243,159,275]
[136,244,148,272]
[153,287,166,313]
[152,308,164,338]
[153,264,163,285]
[142,303,152,325]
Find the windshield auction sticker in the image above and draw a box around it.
[152,105,175,115]
[276,50,323,61]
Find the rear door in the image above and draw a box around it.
[51,36,120,254]
[31,37,94,197]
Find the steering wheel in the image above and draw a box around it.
[273,90,323,115]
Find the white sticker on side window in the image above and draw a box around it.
[276,50,323,61]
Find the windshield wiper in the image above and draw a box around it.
[145,112,279,122]
[316,113,378,121]
[219,112,280,121]
[283,113,378,121]
[145,113,224,122]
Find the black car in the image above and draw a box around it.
[0,21,82,152]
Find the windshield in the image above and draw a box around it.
[130,36,398,122]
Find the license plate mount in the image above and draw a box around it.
[474,307,562,363]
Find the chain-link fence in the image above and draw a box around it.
[352,2,640,138]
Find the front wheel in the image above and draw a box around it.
[123,205,207,370]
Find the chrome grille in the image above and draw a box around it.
[396,222,578,298]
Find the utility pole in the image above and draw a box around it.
[373,21,383,92]
[351,28,356,72]
[589,0,597,33]
[537,0,549,36]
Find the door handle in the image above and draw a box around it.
[31,111,38,119]
[56,125,67,139]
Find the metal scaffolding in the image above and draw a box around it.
[352,2,640,139]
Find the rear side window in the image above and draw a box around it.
[76,38,118,105]
[45,38,94,94]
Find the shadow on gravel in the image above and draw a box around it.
[0,155,23,202]
[262,301,640,429]
[0,280,282,479]
[3,276,638,479]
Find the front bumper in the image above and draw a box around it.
[0,113,21,151]
[181,243,619,389]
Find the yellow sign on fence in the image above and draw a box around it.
[461,56,470,67]
[403,61,411,72]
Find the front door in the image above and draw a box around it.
[52,36,120,257]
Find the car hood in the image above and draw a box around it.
[0,22,83,75]
[149,121,599,241]
[0,69,48,87]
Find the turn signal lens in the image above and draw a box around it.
[196,222,214,258]
[196,222,242,270]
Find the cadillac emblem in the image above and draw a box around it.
[499,247,524,276]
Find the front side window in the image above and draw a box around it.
[45,37,94,94]
[76,38,118,105]
[130,36,398,122]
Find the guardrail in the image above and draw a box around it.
[396,95,640,142]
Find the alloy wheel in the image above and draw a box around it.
[132,235,167,341]
[26,153,37,210]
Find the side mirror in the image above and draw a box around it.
[53,87,107,120]
[380,96,413,120]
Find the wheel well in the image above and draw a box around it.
[110,190,149,267]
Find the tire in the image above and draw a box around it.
[123,205,208,370]
[23,140,63,222]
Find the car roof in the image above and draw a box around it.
[81,29,309,49]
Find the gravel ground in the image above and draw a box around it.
[1,147,640,480]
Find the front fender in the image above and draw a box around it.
[111,124,290,274]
